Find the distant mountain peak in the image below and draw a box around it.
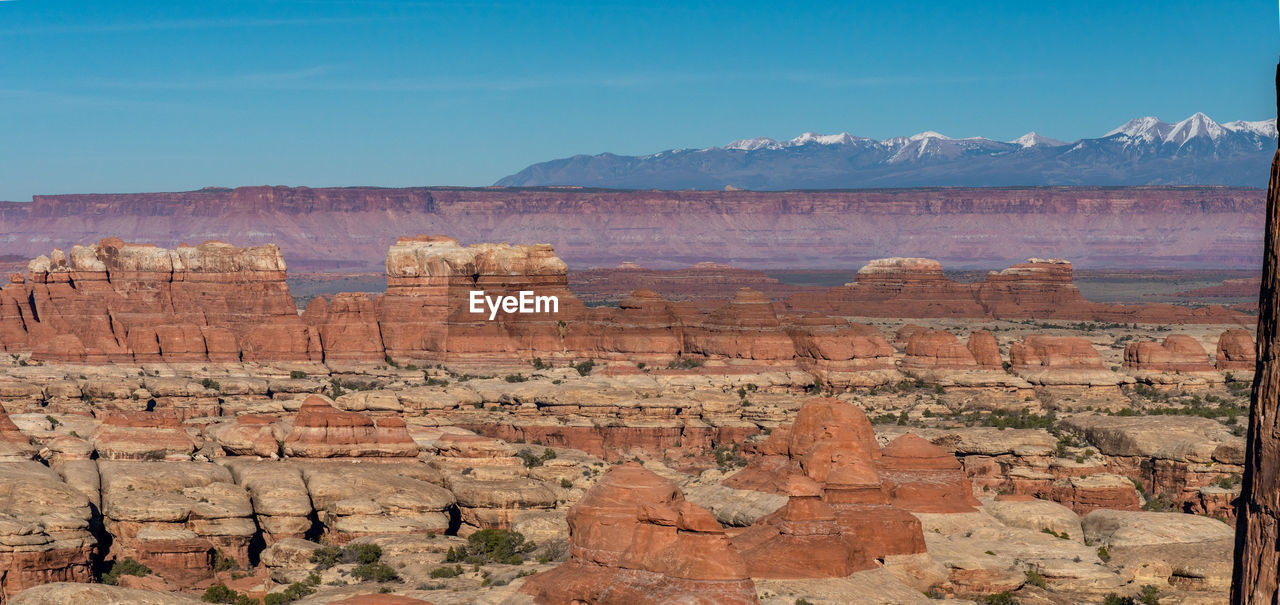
[497,112,1276,189]
[907,130,952,142]
[1106,116,1172,141]
[1010,131,1065,148]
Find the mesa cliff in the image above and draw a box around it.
[0,185,1263,270]
[0,237,1250,366]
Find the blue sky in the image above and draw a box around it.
[1,0,1276,200]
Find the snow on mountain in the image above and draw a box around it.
[497,113,1279,189]
[1164,112,1228,146]
[788,132,860,146]
[1224,119,1278,138]
[724,137,782,151]
[1010,132,1065,148]
[1105,116,1173,142]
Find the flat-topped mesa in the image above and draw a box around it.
[2,238,317,363]
[1123,334,1217,378]
[1009,335,1127,387]
[521,464,758,605]
[384,235,568,284]
[785,257,984,317]
[975,258,1086,316]
[785,256,1249,324]
[372,235,583,363]
[1215,329,1256,372]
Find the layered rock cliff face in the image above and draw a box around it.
[786,258,1250,324]
[0,239,317,363]
[1,186,1264,270]
[0,237,1249,376]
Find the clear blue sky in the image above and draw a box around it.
[1,0,1276,200]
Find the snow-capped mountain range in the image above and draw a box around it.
[496,113,1278,189]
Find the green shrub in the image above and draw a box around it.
[102,558,151,585]
[351,561,399,582]
[200,378,221,392]
[201,584,256,605]
[310,545,342,569]
[430,564,463,578]
[504,373,529,383]
[289,370,308,379]
[1103,594,1135,605]
[1024,566,1047,589]
[560,478,573,489]
[531,357,550,370]
[516,448,557,468]
[572,360,595,376]
[1138,585,1161,605]
[263,580,316,605]
[445,528,537,565]
[212,549,239,572]
[984,592,1018,605]
[310,543,382,570]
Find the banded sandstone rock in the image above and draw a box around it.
[521,464,758,605]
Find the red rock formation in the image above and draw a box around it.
[282,396,418,458]
[967,330,1003,368]
[0,410,34,458]
[1216,329,1256,371]
[302,293,385,361]
[724,399,927,559]
[1124,334,1216,373]
[1044,474,1142,516]
[786,258,985,318]
[1010,336,1104,369]
[521,464,758,605]
[0,239,318,363]
[877,433,980,513]
[682,289,796,361]
[787,315,895,386]
[563,289,683,361]
[1176,276,1260,298]
[371,235,584,363]
[730,475,871,578]
[893,324,930,347]
[786,257,1249,324]
[0,547,95,601]
[901,329,979,370]
[91,411,198,461]
[975,259,1084,318]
